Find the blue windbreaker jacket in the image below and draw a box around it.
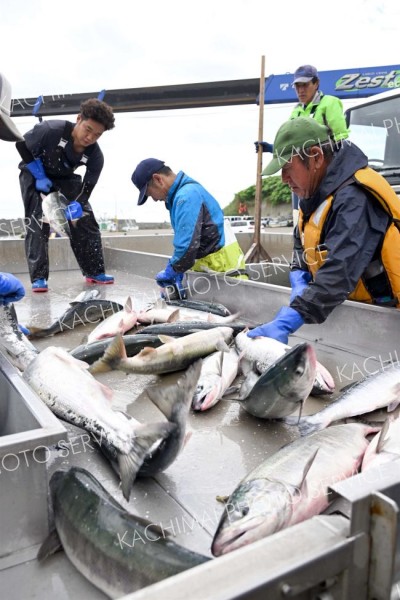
[166,172,225,272]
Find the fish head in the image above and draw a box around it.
[273,343,317,402]
[50,467,117,509]
[211,478,295,556]
[49,468,75,506]
[49,468,68,493]
[192,374,223,411]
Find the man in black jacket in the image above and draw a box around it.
[248,117,399,342]
[17,99,115,292]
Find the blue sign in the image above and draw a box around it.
[260,65,400,104]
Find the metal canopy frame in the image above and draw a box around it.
[11,79,260,118]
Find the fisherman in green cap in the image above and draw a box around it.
[248,116,400,342]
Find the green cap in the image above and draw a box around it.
[262,117,331,176]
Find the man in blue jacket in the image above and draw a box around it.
[0,73,25,306]
[131,158,247,299]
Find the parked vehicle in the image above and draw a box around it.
[226,218,254,233]
[345,88,400,197]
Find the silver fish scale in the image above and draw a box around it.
[235,331,287,373]
[42,192,71,238]
[299,362,400,431]
[0,305,38,370]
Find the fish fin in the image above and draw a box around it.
[216,495,230,504]
[278,448,319,494]
[387,395,400,412]
[297,419,321,437]
[124,296,133,313]
[376,418,391,453]
[215,340,230,353]
[283,415,301,426]
[223,385,240,396]
[183,429,193,447]
[154,298,165,309]
[126,513,172,538]
[137,346,157,358]
[224,311,241,323]
[297,399,305,421]
[158,334,177,344]
[216,351,224,376]
[239,358,254,377]
[37,528,63,562]
[119,421,175,501]
[339,381,359,394]
[147,360,202,418]
[72,289,100,304]
[26,325,47,339]
[98,381,114,402]
[282,415,321,437]
[167,309,180,323]
[117,318,126,335]
[297,448,319,492]
[89,334,126,374]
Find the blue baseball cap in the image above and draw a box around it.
[293,65,319,84]
[131,158,165,205]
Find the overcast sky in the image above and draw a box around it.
[0,0,398,223]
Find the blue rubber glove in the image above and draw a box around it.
[18,324,31,336]
[156,262,186,300]
[289,269,312,302]
[65,200,83,221]
[25,158,53,193]
[160,275,186,300]
[247,306,304,344]
[254,141,274,153]
[155,261,181,286]
[0,273,25,305]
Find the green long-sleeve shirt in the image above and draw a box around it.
[289,91,349,141]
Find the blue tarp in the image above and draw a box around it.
[260,65,400,104]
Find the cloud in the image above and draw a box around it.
[0,0,399,223]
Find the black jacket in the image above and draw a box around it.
[291,141,390,323]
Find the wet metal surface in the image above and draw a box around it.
[0,268,389,599]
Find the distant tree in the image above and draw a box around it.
[224,176,291,215]
[262,176,291,205]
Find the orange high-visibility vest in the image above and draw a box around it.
[298,167,400,306]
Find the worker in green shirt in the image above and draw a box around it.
[255,64,349,224]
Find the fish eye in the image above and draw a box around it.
[241,506,249,517]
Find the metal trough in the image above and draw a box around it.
[1,236,400,599]
[0,351,66,569]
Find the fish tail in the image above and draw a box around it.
[167,308,180,322]
[88,334,126,374]
[283,415,321,436]
[147,360,202,420]
[297,419,322,437]
[119,422,176,501]
[37,528,63,562]
[26,325,49,339]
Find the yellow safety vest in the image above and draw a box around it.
[192,220,248,279]
[298,167,400,307]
